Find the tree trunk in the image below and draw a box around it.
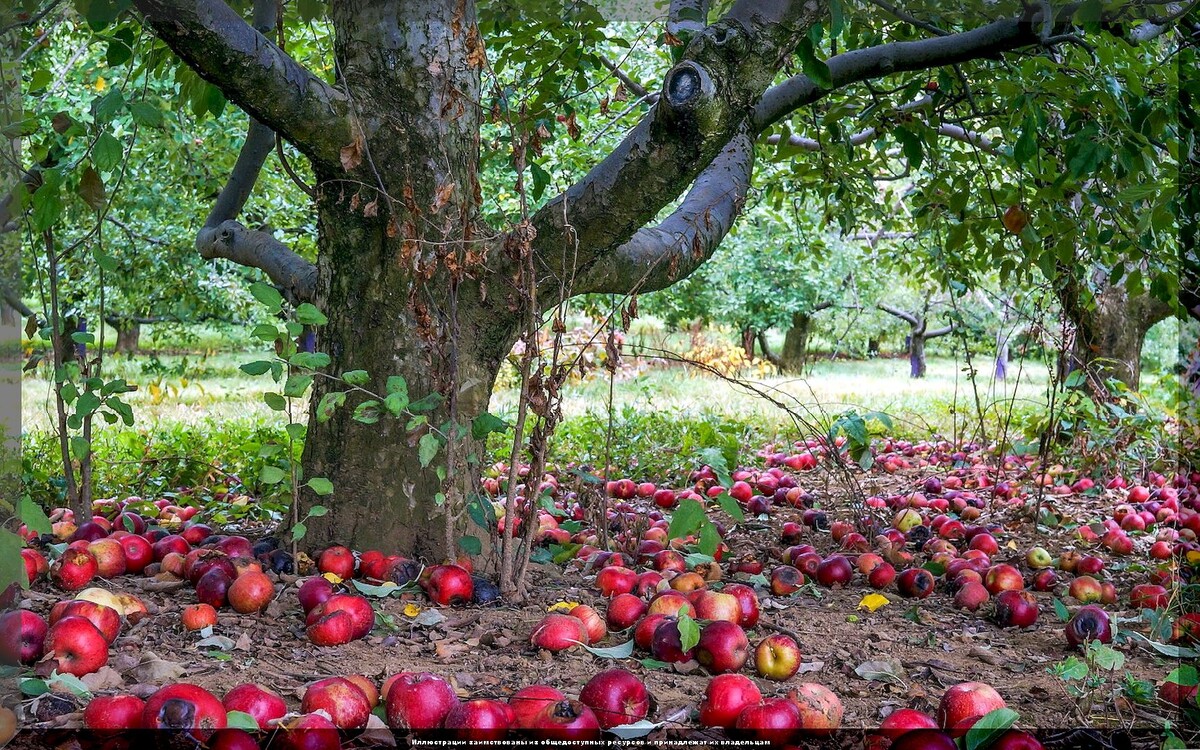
[1066,285,1169,391]
[779,311,811,373]
[740,326,755,360]
[114,322,141,355]
[909,332,927,378]
[295,0,517,562]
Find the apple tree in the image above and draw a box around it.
[7,0,1191,570]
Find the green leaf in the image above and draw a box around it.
[383,391,410,417]
[291,521,307,542]
[963,707,1019,750]
[316,391,346,423]
[19,677,48,696]
[1055,656,1089,680]
[0,530,27,592]
[713,491,746,523]
[1167,665,1200,687]
[353,400,381,424]
[307,505,329,517]
[129,101,164,128]
[289,352,330,369]
[249,282,284,312]
[418,433,440,468]
[240,360,273,376]
[582,639,635,659]
[1013,117,1038,164]
[408,393,444,413]
[17,497,51,535]
[70,436,90,461]
[307,478,334,496]
[458,535,482,556]
[385,375,408,395]
[225,710,260,731]
[471,412,508,439]
[47,671,92,698]
[343,370,370,386]
[677,613,700,653]
[667,497,705,540]
[1053,598,1070,623]
[93,131,123,171]
[796,38,832,89]
[698,519,720,556]
[283,374,313,398]
[252,323,279,341]
[92,89,125,122]
[1088,643,1124,672]
[263,392,287,411]
[297,0,325,21]
[259,466,287,485]
[639,658,671,670]
[295,303,328,325]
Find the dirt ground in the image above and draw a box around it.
[7,459,1199,749]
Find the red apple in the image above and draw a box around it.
[992,590,1039,628]
[1032,569,1058,592]
[297,576,335,612]
[142,683,226,739]
[953,581,990,611]
[1129,584,1168,610]
[869,563,896,589]
[984,564,1024,595]
[84,694,145,734]
[722,583,760,628]
[596,566,637,597]
[1068,576,1103,604]
[86,538,126,578]
[306,608,357,647]
[568,604,607,645]
[424,564,474,606]
[991,730,1047,750]
[733,698,801,745]
[182,603,218,631]
[386,672,460,732]
[531,613,588,652]
[892,729,960,750]
[228,571,275,614]
[877,708,939,740]
[271,713,339,750]
[699,674,761,729]
[815,555,853,588]
[50,599,121,644]
[152,534,190,561]
[43,615,108,676]
[308,593,375,639]
[693,590,742,622]
[937,682,1006,733]
[579,668,649,729]
[223,683,287,729]
[317,545,355,579]
[897,567,936,599]
[444,699,512,741]
[754,633,801,680]
[634,613,668,651]
[509,685,566,729]
[606,593,647,631]
[301,676,372,729]
[117,534,153,574]
[196,567,233,608]
[650,617,696,663]
[647,590,696,619]
[1065,605,1112,648]
[0,610,48,665]
[769,565,805,596]
[695,620,749,674]
[51,549,98,591]
[786,682,843,734]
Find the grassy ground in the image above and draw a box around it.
[22,348,1061,440]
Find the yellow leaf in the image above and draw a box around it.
[94,77,106,91]
[857,593,891,613]
[322,572,343,585]
[547,601,578,613]
[1005,540,1018,550]
[403,603,422,618]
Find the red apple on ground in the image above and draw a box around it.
[84,694,144,734]
[992,590,1039,628]
[647,590,695,618]
[722,583,760,627]
[983,564,1024,595]
[1068,576,1103,604]
[228,571,275,614]
[937,682,1006,733]
[1129,584,1168,610]
[531,613,588,652]
[305,608,357,646]
[695,620,749,674]
[699,674,761,729]
[568,604,607,644]
[892,729,959,750]
[693,590,742,622]
[815,555,853,588]
[606,593,646,631]
[386,672,460,732]
[0,610,48,665]
[650,617,696,663]
[317,545,355,579]
[991,730,1047,750]
[43,615,108,676]
[897,567,936,598]
[509,685,566,729]
[954,581,990,611]
[1032,569,1058,592]
[297,576,335,612]
[182,603,218,631]
[301,676,372,729]
[596,566,637,597]
[50,599,121,644]
[51,549,98,591]
[86,538,127,578]
[733,698,801,745]
[1065,605,1113,648]
[786,682,843,734]
[309,593,375,639]
[754,633,801,680]
[877,708,939,740]
[271,713,339,750]
[223,683,287,729]
[579,669,649,729]
[142,683,227,739]
[424,564,474,605]
[444,699,512,741]
[529,699,601,740]
[869,563,896,589]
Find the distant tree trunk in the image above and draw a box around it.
[756,330,781,368]
[780,311,812,373]
[910,334,927,378]
[0,302,17,327]
[114,322,141,355]
[741,326,756,359]
[1064,284,1171,392]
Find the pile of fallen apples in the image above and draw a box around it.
[4,436,1199,744]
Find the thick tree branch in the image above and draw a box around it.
[2,285,33,319]
[205,122,275,228]
[574,131,754,295]
[198,221,316,304]
[766,119,996,154]
[878,302,920,327]
[532,0,822,286]
[752,14,1049,133]
[132,0,349,168]
[926,323,955,339]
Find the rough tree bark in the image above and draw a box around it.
[130,0,1162,560]
[775,301,833,373]
[878,302,954,379]
[1064,284,1172,391]
[113,322,140,355]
